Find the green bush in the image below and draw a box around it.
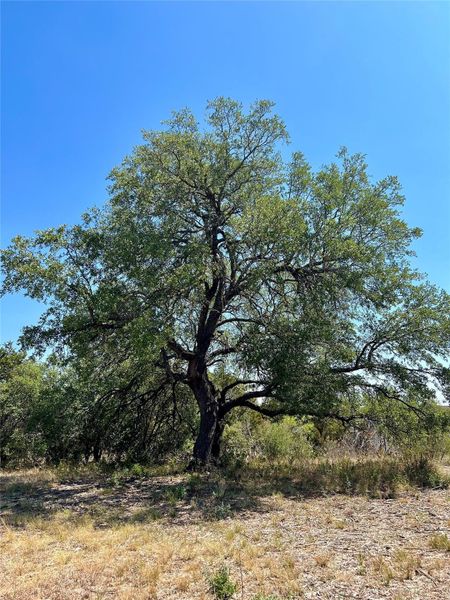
[222,419,255,466]
[309,396,450,461]
[403,455,445,488]
[207,565,237,600]
[222,414,314,467]
[0,345,48,466]
[258,416,314,461]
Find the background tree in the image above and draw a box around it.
[2,98,449,466]
[0,344,45,465]
[0,344,196,466]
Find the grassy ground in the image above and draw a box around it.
[1,458,449,599]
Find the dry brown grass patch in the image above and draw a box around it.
[1,465,449,599]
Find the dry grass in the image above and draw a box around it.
[428,532,450,552]
[1,460,449,599]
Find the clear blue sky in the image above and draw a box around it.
[1,1,450,344]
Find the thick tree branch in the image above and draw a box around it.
[220,386,275,415]
[167,339,195,361]
[219,379,262,402]
[224,399,284,418]
[208,346,237,360]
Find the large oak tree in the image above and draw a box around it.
[2,99,449,466]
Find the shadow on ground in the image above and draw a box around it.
[1,457,446,529]
[0,471,272,527]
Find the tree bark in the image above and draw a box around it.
[211,419,225,462]
[189,373,220,467]
[192,404,218,466]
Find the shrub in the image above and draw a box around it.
[164,484,187,504]
[222,414,314,467]
[130,463,146,477]
[233,454,447,498]
[403,455,446,488]
[207,565,237,600]
[258,417,314,461]
[222,419,255,466]
[313,397,450,460]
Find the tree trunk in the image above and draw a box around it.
[192,405,218,466]
[189,374,219,468]
[211,419,225,462]
[93,441,102,463]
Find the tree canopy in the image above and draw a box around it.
[2,98,450,466]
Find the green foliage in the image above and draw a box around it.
[239,456,447,498]
[1,98,449,466]
[0,344,196,467]
[163,484,187,504]
[359,395,450,457]
[402,456,445,488]
[314,395,450,461]
[222,414,314,467]
[0,345,46,465]
[207,565,237,600]
[259,417,314,461]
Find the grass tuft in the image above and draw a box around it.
[429,533,450,551]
